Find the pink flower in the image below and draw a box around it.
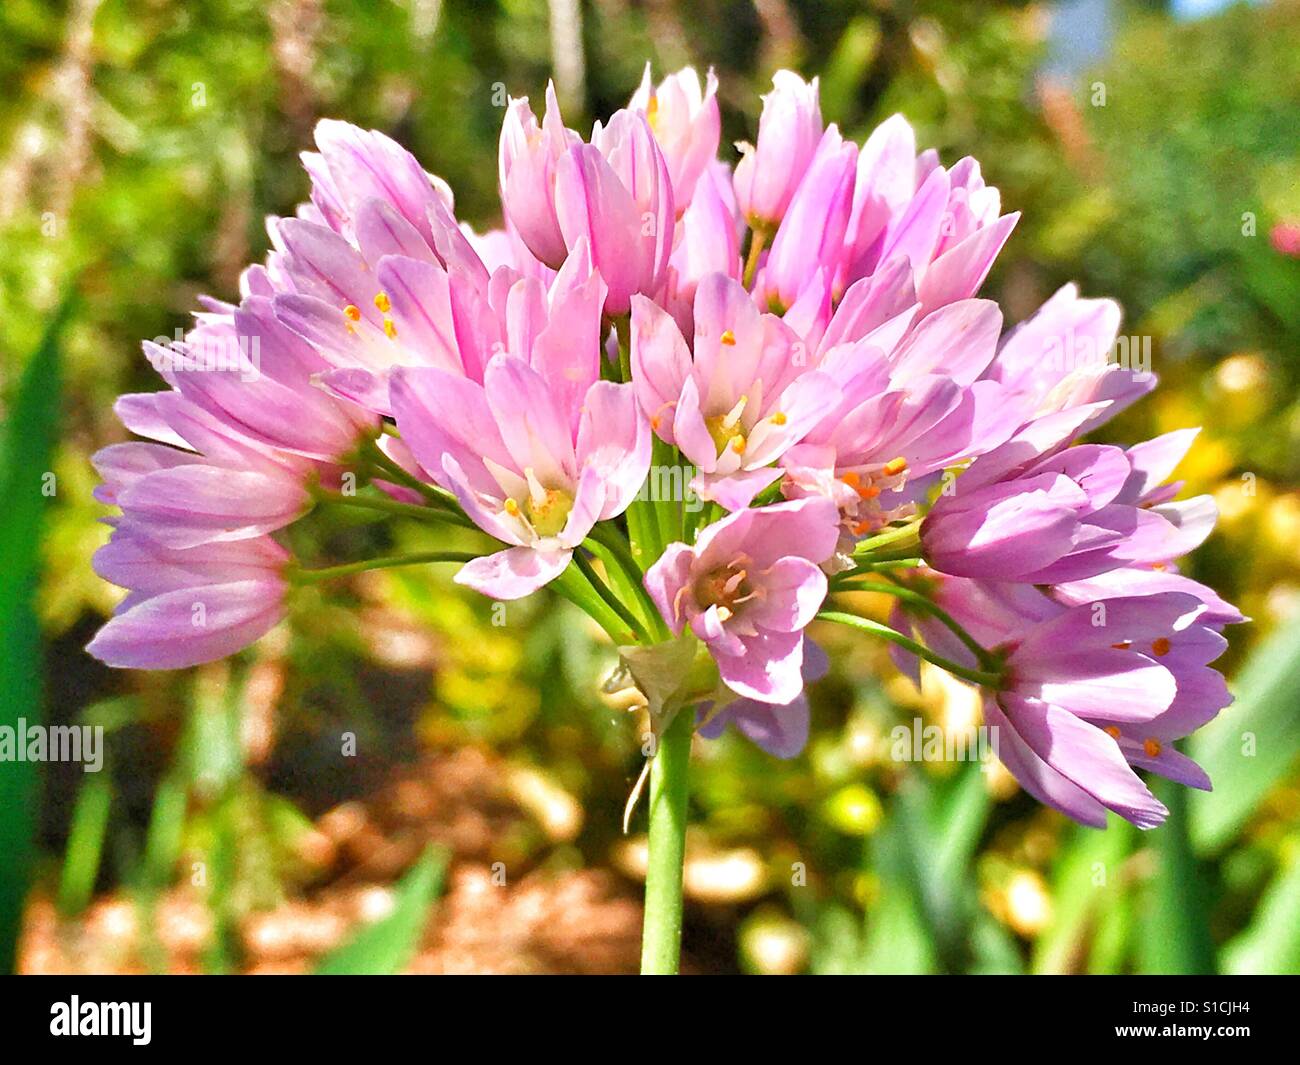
[629,64,721,210]
[696,641,828,758]
[733,71,823,227]
[644,498,839,703]
[983,283,1154,436]
[760,125,858,313]
[1269,219,1300,258]
[388,254,649,598]
[87,532,288,669]
[986,592,1231,828]
[631,273,839,510]
[891,577,1234,828]
[663,162,741,334]
[499,84,580,268]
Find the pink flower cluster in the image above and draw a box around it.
[89,68,1241,830]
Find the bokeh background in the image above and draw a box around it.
[2,0,1299,975]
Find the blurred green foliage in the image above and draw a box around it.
[2,0,1298,974]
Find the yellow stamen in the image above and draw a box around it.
[374,291,391,313]
[730,434,746,454]
[383,316,397,339]
[720,329,736,346]
[1104,726,1122,739]
[858,484,881,500]
[770,411,787,426]
[1143,738,1162,758]
[882,456,908,477]
[504,498,520,516]
[1151,637,1171,657]
[645,94,659,130]
[343,304,361,321]
[840,471,860,488]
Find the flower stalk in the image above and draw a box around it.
[640,707,693,975]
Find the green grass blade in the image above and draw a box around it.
[1137,781,1215,974]
[313,844,449,975]
[0,295,72,971]
[1190,616,1300,853]
[1220,834,1300,975]
[56,770,113,917]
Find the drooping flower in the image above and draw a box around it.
[87,531,289,670]
[984,592,1232,828]
[696,641,828,757]
[631,272,839,509]
[920,417,1216,583]
[643,498,839,704]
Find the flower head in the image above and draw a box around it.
[644,498,839,703]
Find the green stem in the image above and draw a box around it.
[640,708,693,975]
[552,563,640,645]
[853,518,923,557]
[363,438,461,511]
[742,225,770,290]
[574,551,649,642]
[817,611,1003,688]
[588,524,670,640]
[829,579,998,670]
[292,550,478,585]
[314,489,475,529]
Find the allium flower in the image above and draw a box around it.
[921,424,1217,583]
[499,84,580,268]
[733,71,823,227]
[985,592,1232,828]
[984,282,1153,433]
[389,248,651,598]
[87,532,289,670]
[501,94,676,315]
[696,641,828,758]
[662,163,741,333]
[644,498,839,703]
[563,109,677,314]
[84,68,1247,978]
[760,125,859,314]
[629,64,721,210]
[632,273,839,509]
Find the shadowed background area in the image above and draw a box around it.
[1,0,1298,974]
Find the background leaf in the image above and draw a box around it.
[313,845,449,975]
[0,296,71,971]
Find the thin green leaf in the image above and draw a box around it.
[1220,837,1300,975]
[1137,782,1215,974]
[0,294,72,971]
[313,844,449,975]
[1190,616,1300,853]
